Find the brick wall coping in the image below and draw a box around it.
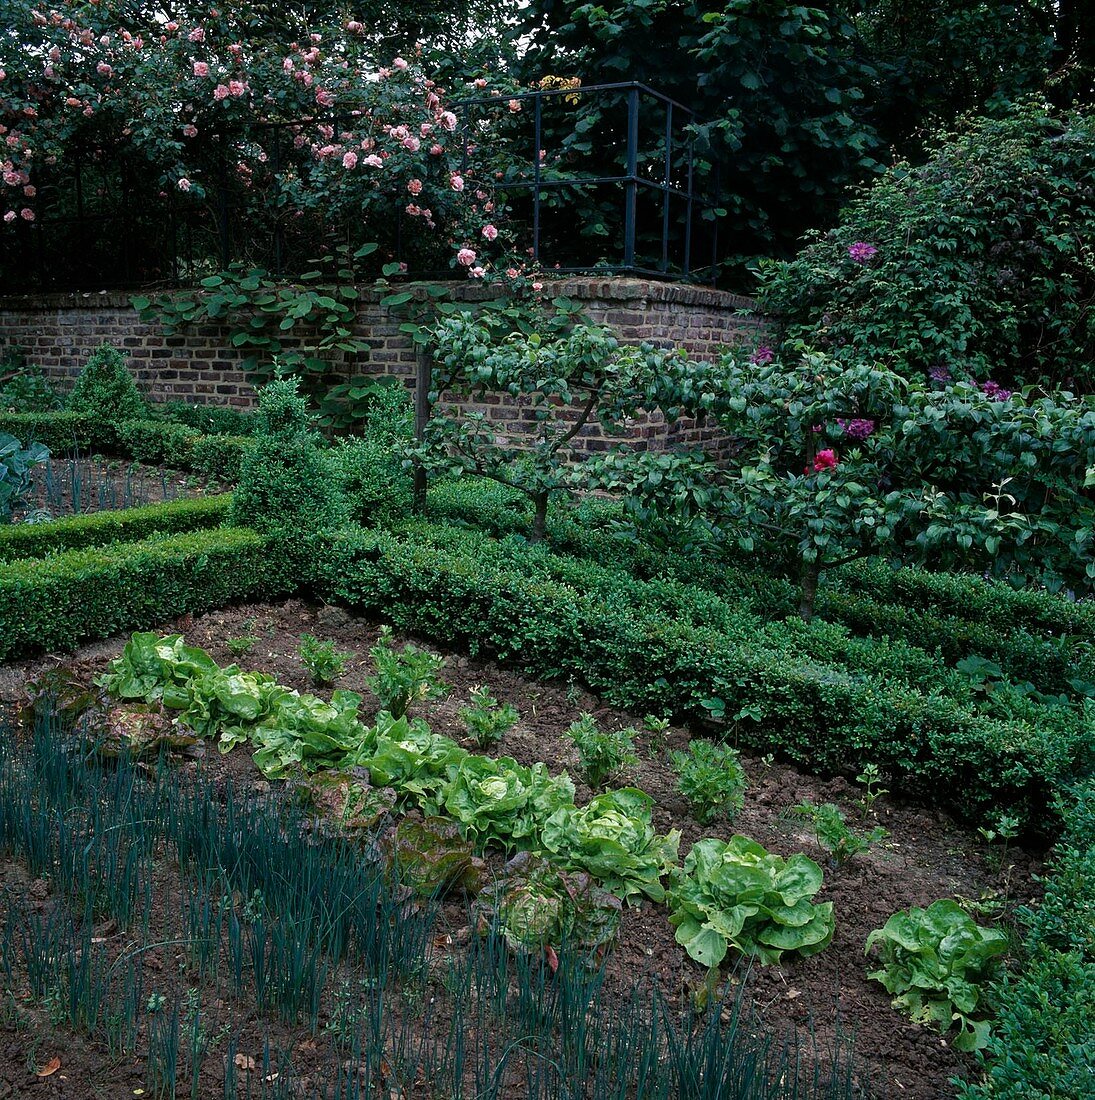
[0,277,756,314]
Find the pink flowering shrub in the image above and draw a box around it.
[0,4,510,276]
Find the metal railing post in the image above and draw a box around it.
[661,102,672,272]
[623,86,639,270]
[533,92,542,265]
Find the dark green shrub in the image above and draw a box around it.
[1,366,61,413]
[317,521,1092,830]
[757,101,1095,391]
[0,493,232,562]
[229,378,347,577]
[66,345,146,421]
[330,437,412,525]
[0,527,280,660]
[153,400,257,436]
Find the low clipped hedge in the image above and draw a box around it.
[0,527,279,660]
[0,494,233,562]
[0,411,251,480]
[317,521,1092,831]
[426,478,1095,695]
[958,779,1095,1099]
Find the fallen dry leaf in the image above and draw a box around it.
[37,1057,61,1077]
[234,1054,256,1071]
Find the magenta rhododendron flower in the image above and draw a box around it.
[837,418,874,440]
[848,241,878,264]
[813,449,838,471]
[750,345,774,365]
[981,380,1013,401]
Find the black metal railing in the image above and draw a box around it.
[452,81,721,282]
[0,82,721,293]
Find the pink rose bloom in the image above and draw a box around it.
[22,184,35,197]
[346,20,363,32]
[362,154,383,168]
[188,27,205,43]
[407,178,423,195]
[484,201,494,213]
[812,449,838,472]
[405,204,421,216]
[20,208,34,221]
[506,267,519,278]
[377,67,391,79]
[402,136,420,152]
[474,78,487,88]
[342,150,358,169]
[82,106,94,117]
[425,92,440,109]
[532,282,544,292]
[96,62,113,77]
[457,248,476,266]
[282,57,294,72]
[0,70,5,81]
[481,224,498,241]
[420,122,433,137]
[49,46,60,61]
[430,143,443,156]
[183,124,198,137]
[193,61,209,77]
[508,99,521,113]
[213,84,229,100]
[43,65,54,78]
[177,178,191,191]
[440,111,457,131]
[469,266,486,278]
[65,96,82,107]
[165,21,178,32]
[390,125,409,140]
[228,43,242,58]
[450,174,464,192]
[393,57,409,70]
[315,87,335,107]
[2,211,14,222]
[228,80,247,97]
[2,171,17,185]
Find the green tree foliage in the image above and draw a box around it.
[756,101,1095,391]
[65,345,146,422]
[228,376,346,549]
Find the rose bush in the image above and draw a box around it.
[0,2,512,276]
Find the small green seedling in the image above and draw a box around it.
[566,713,637,788]
[855,763,888,818]
[793,801,887,866]
[226,635,258,658]
[669,739,748,824]
[459,684,519,748]
[367,626,448,717]
[299,634,351,686]
[642,714,671,755]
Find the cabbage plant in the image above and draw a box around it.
[541,788,680,904]
[865,899,1007,1051]
[667,835,834,968]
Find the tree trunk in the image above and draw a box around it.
[531,492,549,543]
[798,557,821,622]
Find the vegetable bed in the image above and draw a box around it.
[0,599,1041,1100]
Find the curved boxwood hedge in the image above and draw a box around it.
[0,494,233,562]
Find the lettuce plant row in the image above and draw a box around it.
[99,632,833,967]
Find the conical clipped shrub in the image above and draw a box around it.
[66,344,146,421]
[229,377,347,561]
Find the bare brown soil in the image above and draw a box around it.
[0,600,1040,1099]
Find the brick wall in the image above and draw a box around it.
[0,277,759,453]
